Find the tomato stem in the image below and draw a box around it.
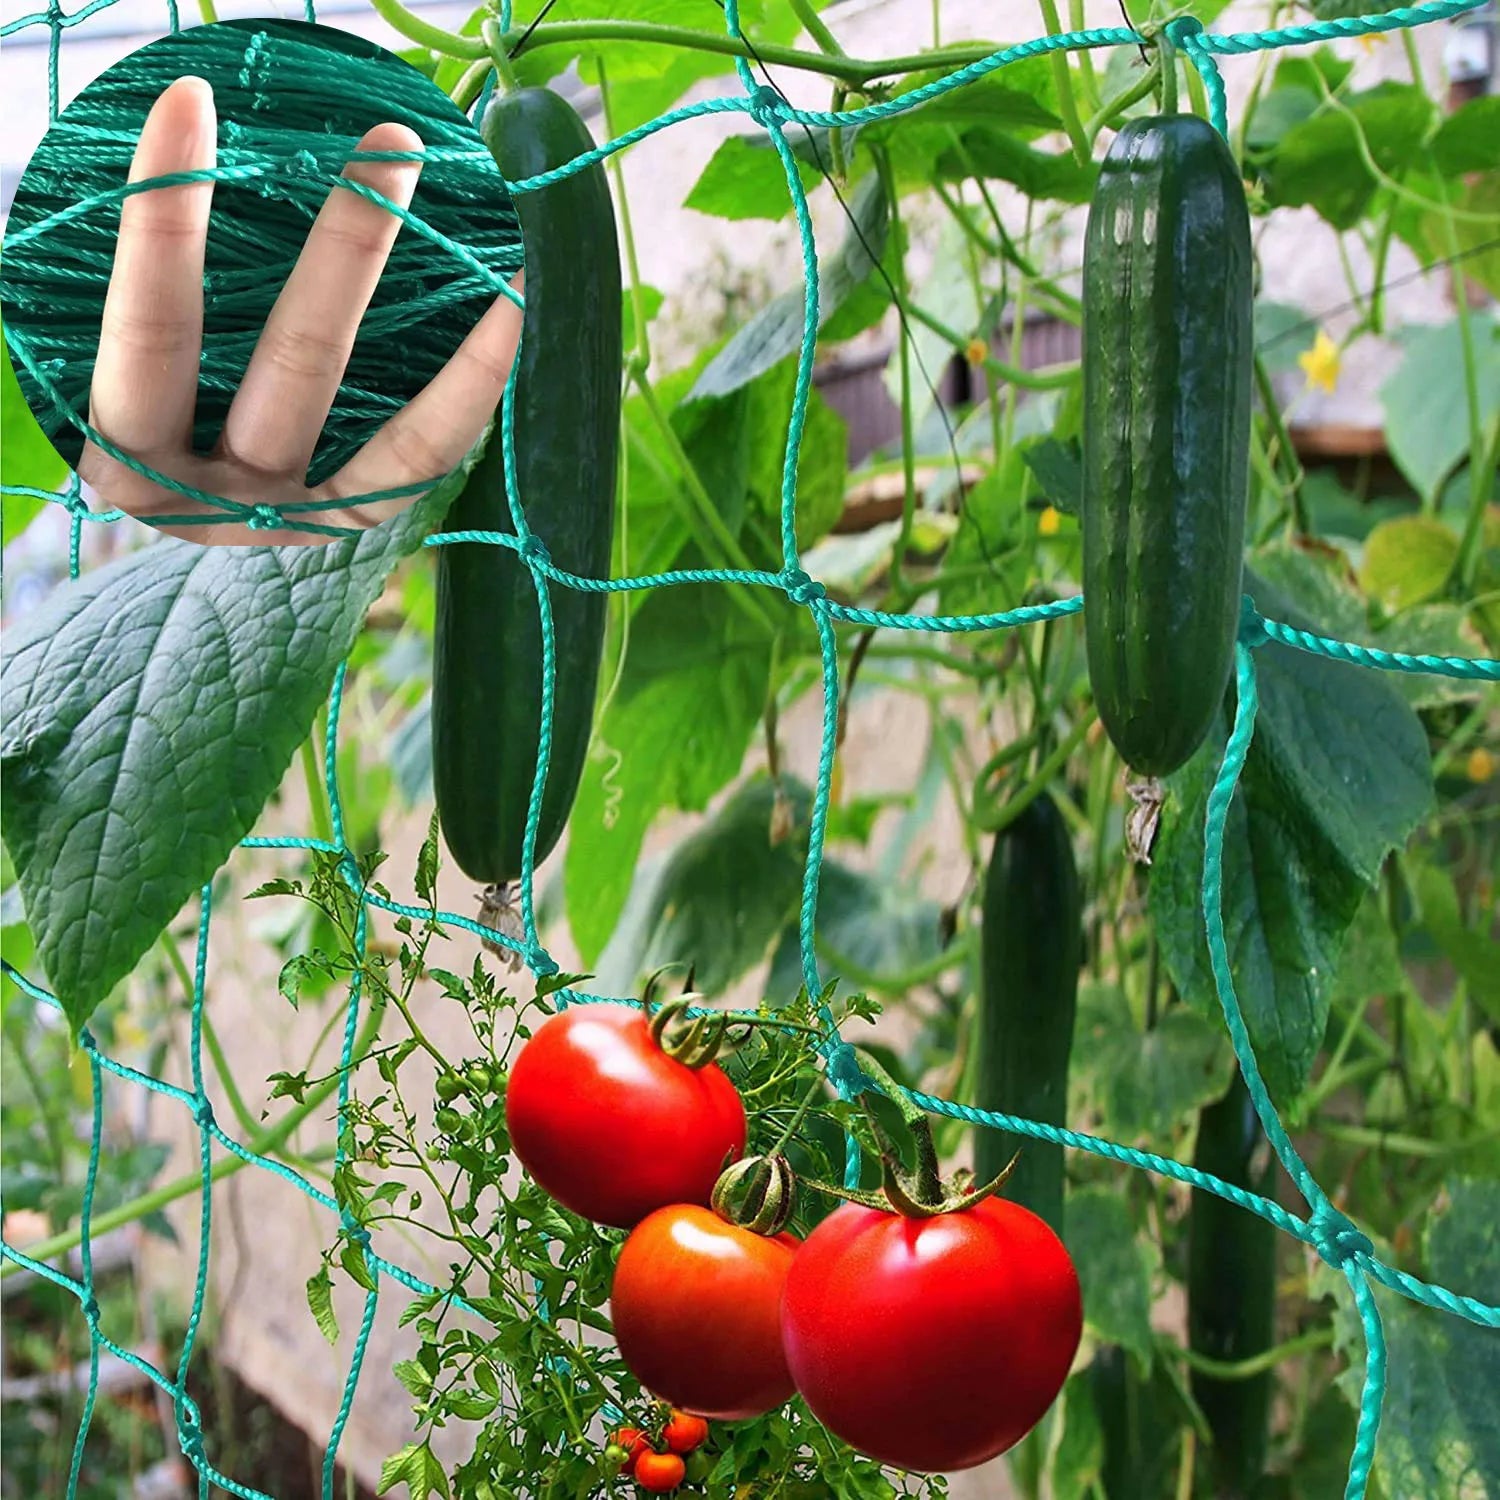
[765,1077,826,1158]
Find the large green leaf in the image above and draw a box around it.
[684,135,829,223]
[606,774,809,995]
[1360,514,1460,611]
[1430,96,1500,176]
[0,468,470,1035]
[564,586,775,966]
[935,133,1096,203]
[1071,985,1234,1145]
[1149,568,1433,1103]
[1258,82,1437,230]
[1064,1188,1157,1369]
[687,174,889,402]
[1323,1181,1500,1498]
[1379,313,1500,502]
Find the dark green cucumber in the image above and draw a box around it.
[1188,1073,1277,1496]
[974,791,1080,1236]
[1081,115,1252,778]
[432,87,621,885]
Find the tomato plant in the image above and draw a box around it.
[504,1000,747,1228]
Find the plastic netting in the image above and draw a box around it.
[1,1,1498,1497]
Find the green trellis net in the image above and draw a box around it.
[1,1,1498,1497]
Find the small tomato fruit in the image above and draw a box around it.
[505,1004,746,1228]
[663,1410,709,1454]
[608,1427,649,1475]
[780,1196,1082,1472]
[611,1204,798,1420]
[634,1451,686,1493]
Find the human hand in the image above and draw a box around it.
[79,74,523,546]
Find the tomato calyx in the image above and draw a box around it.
[711,1153,795,1236]
[641,967,733,1070]
[805,1047,1021,1219]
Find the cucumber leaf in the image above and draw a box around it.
[0,463,474,1036]
[1149,567,1433,1103]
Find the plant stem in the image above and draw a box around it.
[368,1,1020,86]
[976,710,1096,834]
[1038,0,1092,166]
[1085,60,1160,139]
[791,0,845,57]
[1171,1326,1336,1380]
[902,301,1079,390]
[1253,353,1308,533]
[1,1005,384,1280]
[1159,33,1179,116]
[481,18,521,94]
[156,932,259,1141]
[301,734,335,846]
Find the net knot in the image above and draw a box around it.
[1310,1206,1372,1271]
[781,567,826,607]
[517,533,551,569]
[288,149,322,181]
[1238,594,1269,649]
[1164,16,1205,46]
[747,86,788,131]
[82,1295,101,1324]
[823,1042,867,1099]
[246,504,286,531]
[341,1218,372,1250]
[526,946,560,978]
[193,1097,215,1128]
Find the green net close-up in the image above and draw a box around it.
[1,1,1498,1497]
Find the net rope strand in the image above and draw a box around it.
[1,1,1497,1497]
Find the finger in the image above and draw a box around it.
[322,272,524,520]
[219,121,424,479]
[89,75,216,456]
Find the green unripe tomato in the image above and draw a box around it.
[464,1063,493,1095]
[435,1072,465,1102]
[434,1106,462,1134]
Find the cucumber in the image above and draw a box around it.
[1081,115,1252,778]
[432,87,621,885]
[1188,1073,1277,1495]
[974,791,1080,1236]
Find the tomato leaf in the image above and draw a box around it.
[687,173,889,402]
[1150,567,1433,1103]
[0,460,474,1037]
[1064,1187,1158,1370]
[377,1440,451,1500]
[306,1265,339,1347]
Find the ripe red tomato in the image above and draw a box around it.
[505,1004,746,1228]
[662,1410,709,1454]
[634,1451,686,1493]
[780,1196,1082,1472]
[611,1204,799,1420]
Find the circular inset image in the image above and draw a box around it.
[0,19,524,546]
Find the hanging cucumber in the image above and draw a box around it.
[1081,116,1252,778]
[1188,1073,1277,1495]
[432,86,622,885]
[974,790,1080,1236]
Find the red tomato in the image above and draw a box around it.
[611,1205,799,1420]
[609,1427,650,1474]
[505,1004,746,1228]
[780,1197,1082,1472]
[634,1451,686,1493]
[662,1410,709,1454]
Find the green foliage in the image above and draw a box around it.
[0,460,475,1035]
[0,323,67,543]
[1064,1187,1158,1368]
[1151,566,1433,1102]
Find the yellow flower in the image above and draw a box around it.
[1038,505,1061,536]
[1356,30,1387,53]
[965,337,988,367]
[1298,330,1341,394]
[1468,747,1496,784]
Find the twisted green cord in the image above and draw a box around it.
[3,2,1498,1496]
